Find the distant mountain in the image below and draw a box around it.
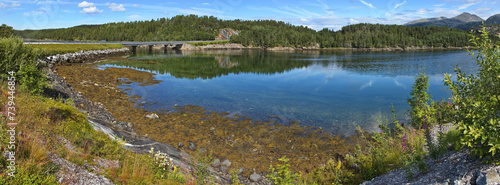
[405,17,447,25]
[485,14,500,25]
[405,12,484,30]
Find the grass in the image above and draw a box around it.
[28,44,124,56]
[0,80,187,184]
[189,40,230,46]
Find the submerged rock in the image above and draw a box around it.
[146,113,159,119]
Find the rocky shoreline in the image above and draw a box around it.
[177,42,471,51]
[43,48,269,185]
[37,48,130,69]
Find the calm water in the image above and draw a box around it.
[99,49,478,134]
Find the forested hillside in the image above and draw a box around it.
[316,24,470,48]
[14,14,472,48]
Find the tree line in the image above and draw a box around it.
[13,15,472,48]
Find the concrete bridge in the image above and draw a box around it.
[24,40,204,54]
[116,41,187,54]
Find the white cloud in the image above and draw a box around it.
[202,2,210,5]
[79,6,103,14]
[78,1,94,8]
[433,3,446,7]
[394,0,406,10]
[23,7,50,16]
[131,4,141,7]
[106,3,126,11]
[360,0,375,8]
[349,18,360,24]
[0,2,20,9]
[474,7,492,12]
[458,3,476,10]
[416,8,429,14]
[128,15,142,19]
[464,0,482,3]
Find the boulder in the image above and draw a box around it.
[221,159,231,167]
[250,173,263,182]
[212,159,221,167]
[476,168,500,185]
[188,142,196,151]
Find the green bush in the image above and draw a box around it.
[0,37,46,95]
[407,72,432,129]
[0,24,13,38]
[444,27,500,159]
[267,156,302,185]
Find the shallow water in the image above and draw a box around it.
[98,49,478,134]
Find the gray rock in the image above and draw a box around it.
[127,122,133,128]
[213,159,221,167]
[476,168,500,185]
[199,148,207,154]
[178,142,184,148]
[221,159,231,167]
[188,142,196,151]
[250,173,263,182]
[220,166,228,173]
[238,168,244,175]
[146,113,159,119]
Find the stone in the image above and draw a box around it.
[221,159,231,167]
[250,173,263,182]
[476,168,500,185]
[212,159,221,167]
[238,168,244,175]
[127,122,133,128]
[146,113,159,119]
[178,142,184,148]
[220,166,228,173]
[188,142,196,151]
[199,148,207,154]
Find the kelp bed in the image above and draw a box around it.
[55,63,365,176]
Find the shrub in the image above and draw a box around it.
[444,27,500,159]
[407,72,432,129]
[0,37,46,95]
[401,129,427,179]
[267,156,302,185]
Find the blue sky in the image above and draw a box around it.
[1,0,499,30]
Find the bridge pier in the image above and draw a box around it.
[148,45,153,54]
[131,46,137,54]
[164,45,168,54]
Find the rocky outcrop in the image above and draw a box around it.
[215,28,240,40]
[362,125,500,185]
[37,48,130,69]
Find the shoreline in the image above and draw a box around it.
[42,48,238,184]
[177,42,472,51]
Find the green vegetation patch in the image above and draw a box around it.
[190,40,230,46]
[0,80,186,185]
[30,43,124,56]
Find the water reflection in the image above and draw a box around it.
[99,49,478,135]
